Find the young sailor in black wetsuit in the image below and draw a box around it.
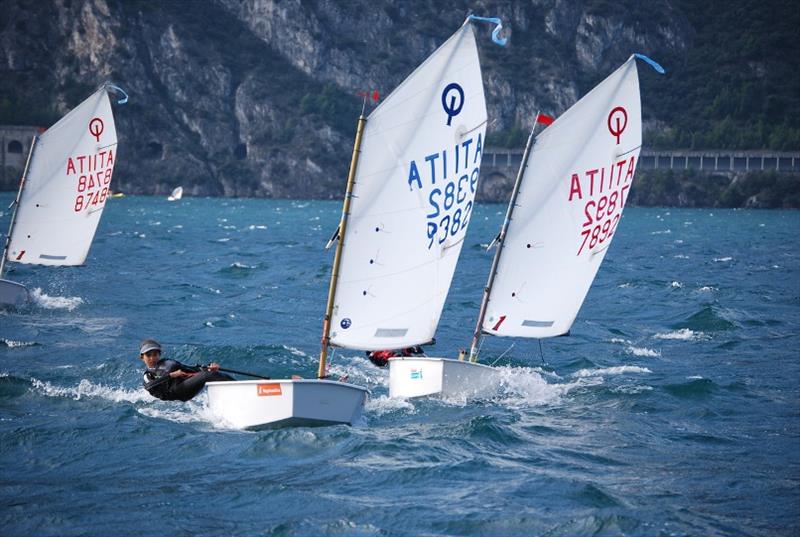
[139,339,234,402]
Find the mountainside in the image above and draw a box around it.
[0,0,797,199]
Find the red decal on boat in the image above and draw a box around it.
[492,315,507,331]
[15,250,25,260]
[257,383,282,397]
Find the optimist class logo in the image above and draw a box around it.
[89,118,104,142]
[441,82,465,126]
[607,107,627,144]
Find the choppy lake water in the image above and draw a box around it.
[1,194,798,536]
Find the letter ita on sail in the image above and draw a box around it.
[6,84,122,266]
[329,19,489,350]
[481,55,664,339]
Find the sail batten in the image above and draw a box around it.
[331,21,487,351]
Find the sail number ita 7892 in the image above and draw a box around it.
[568,154,636,255]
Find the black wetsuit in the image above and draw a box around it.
[143,358,234,402]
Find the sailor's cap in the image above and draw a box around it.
[139,339,162,355]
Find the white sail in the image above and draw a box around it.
[482,56,642,338]
[167,186,183,201]
[6,86,118,266]
[330,21,487,350]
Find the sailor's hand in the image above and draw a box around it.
[207,362,220,372]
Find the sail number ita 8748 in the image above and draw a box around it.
[67,150,115,212]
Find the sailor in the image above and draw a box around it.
[139,339,234,401]
[366,345,425,367]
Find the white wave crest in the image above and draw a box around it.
[30,288,84,311]
[654,329,708,341]
[612,385,654,395]
[626,346,661,357]
[138,397,224,426]
[366,394,415,416]
[713,256,733,262]
[671,281,683,288]
[573,365,652,378]
[285,346,308,357]
[698,286,717,292]
[493,366,588,408]
[31,378,152,403]
[1,339,37,348]
[31,378,236,429]
[326,354,388,389]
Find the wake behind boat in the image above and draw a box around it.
[0,83,127,308]
[389,54,666,400]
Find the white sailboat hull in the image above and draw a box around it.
[206,378,369,429]
[388,357,502,399]
[0,279,28,307]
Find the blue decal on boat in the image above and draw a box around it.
[340,318,351,329]
[441,83,464,126]
[410,369,423,380]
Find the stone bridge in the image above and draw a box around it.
[475,148,799,202]
[482,148,800,176]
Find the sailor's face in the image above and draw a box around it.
[141,349,161,367]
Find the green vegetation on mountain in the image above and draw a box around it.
[646,0,800,150]
[0,0,796,203]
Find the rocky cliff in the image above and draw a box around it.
[0,0,795,203]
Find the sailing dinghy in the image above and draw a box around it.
[205,15,501,428]
[0,83,127,308]
[167,186,183,201]
[389,54,665,399]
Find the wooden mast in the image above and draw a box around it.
[318,112,367,378]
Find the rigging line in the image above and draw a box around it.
[472,334,485,362]
[538,339,545,365]
[490,342,515,366]
[327,347,336,375]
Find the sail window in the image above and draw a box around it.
[7,140,23,153]
[374,329,408,338]
[522,320,554,328]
